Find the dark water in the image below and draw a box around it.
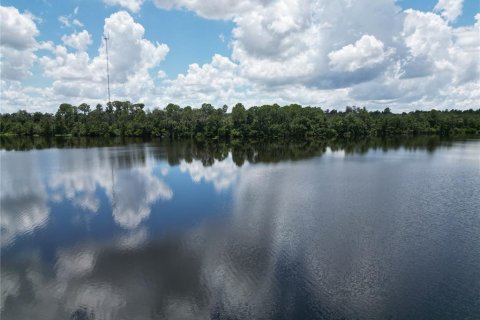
[1,137,479,320]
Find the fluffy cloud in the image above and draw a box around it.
[162,54,248,105]
[434,0,464,22]
[154,0,402,105]
[0,6,38,50]
[154,0,255,19]
[402,9,479,88]
[154,0,399,89]
[328,35,392,72]
[38,10,169,103]
[216,0,402,88]
[403,10,452,59]
[103,11,169,82]
[159,54,351,108]
[61,30,92,52]
[0,6,38,81]
[153,0,405,97]
[155,0,479,110]
[104,0,144,13]
[0,81,56,113]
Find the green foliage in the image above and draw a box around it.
[1,102,479,140]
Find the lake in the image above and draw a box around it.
[1,137,479,320]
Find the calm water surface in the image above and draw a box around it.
[1,138,479,319]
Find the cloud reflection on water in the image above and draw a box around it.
[1,139,479,319]
[0,151,50,246]
[179,154,244,192]
[45,146,174,229]
[0,146,175,250]
[109,165,173,228]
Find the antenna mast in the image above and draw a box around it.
[104,32,111,106]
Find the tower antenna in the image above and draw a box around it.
[104,32,111,106]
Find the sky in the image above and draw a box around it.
[0,0,479,113]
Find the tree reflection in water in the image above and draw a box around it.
[1,136,479,320]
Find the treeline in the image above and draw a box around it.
[1,101,479,139]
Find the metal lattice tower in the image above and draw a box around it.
[104,33,111,106]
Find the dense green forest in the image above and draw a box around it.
[1,101,479,139]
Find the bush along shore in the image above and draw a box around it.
[1,101,479,139]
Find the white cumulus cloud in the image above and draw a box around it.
[328,35,392,72]
[38,10,169,103]
[434,0,464,22]
[154,0,255,19]
[0,6,39,81]
[104,0,144,13]
[61,30,92,52]
[162,54,247,105]
[156,0,479,110]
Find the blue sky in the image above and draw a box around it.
[0,0,479,112]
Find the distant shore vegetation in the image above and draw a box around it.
[1,101,479,139]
